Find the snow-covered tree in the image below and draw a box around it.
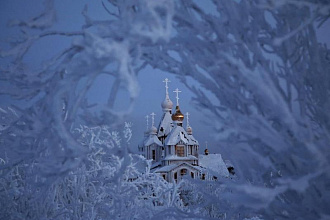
[1,0,330,219]
[0,122,183,219]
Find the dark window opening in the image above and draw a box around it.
[180,169,187,176]
[228,167,235,175]
[152,150,156,160]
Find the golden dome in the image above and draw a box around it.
[172,106,184,121]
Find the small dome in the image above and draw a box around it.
[144,130,149,137]
[172,106,184,121]
[161,96,173,110]
[186,126,193,135]
[150,125,157,134]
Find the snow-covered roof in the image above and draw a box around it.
[188,134,199,145]
[154,164,177,172]
[224,160,234,168]
[157,111,173,137]
[199,154,229,177]
[165,125,193,146]
[163,155,197,161]
[151,161,161,169]
[144,134,162,146]
[154,162,202,173]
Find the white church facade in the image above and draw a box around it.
[138,79,228,183]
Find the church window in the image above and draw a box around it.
[175,145,184,157]
[162,174,166,180]
[191,172,194,178]
[180,169,187,176]
[174,172,177,182]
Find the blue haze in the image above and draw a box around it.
[0,0,225,157]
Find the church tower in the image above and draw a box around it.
[157,78,174,144]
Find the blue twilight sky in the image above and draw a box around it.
[1,1,329,160]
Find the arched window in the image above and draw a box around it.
[191,172,194,178]
[174,172,178,182]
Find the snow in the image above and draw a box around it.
[165,125,191,145]
[155,162,201,173]
[188,134,199,145]
[157,111,173,137]
[0,108,7,114]
[144,134,162,146]
[154,164,177,172]
[199,154,229,178]
[164,155,197,161]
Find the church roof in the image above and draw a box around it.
[199,154,229,177]
[154,162,202,173]
[165,125,198,146]
[157,111,173,137]
[144,134,162,146]
[188,134,199,145]
[163,155,197,161]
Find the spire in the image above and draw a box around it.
[144,115,150,137]
[172,88,184,123]
[204,141,209,155]
[186,112,193,135]
[163,78,170,96]
[161,78,173,111]
[150,112,156,127]
[145,115,149,130]
[185,112,190,127]
[149,112,157,135]
[173,88,181,106]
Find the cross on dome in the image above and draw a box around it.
[163,78,170,95]
[150,112,156,127]
[173,88,181,106]
[161,78,173,111]
[145,115,149,130]
[186,112,190,127]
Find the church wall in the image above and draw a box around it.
[169,166,199,183]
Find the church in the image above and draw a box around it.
[138,79,229,183]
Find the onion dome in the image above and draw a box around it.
[161,96,173,111]
[186,126,193,135]
[150,125,157,135]
[172,106,184,121]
